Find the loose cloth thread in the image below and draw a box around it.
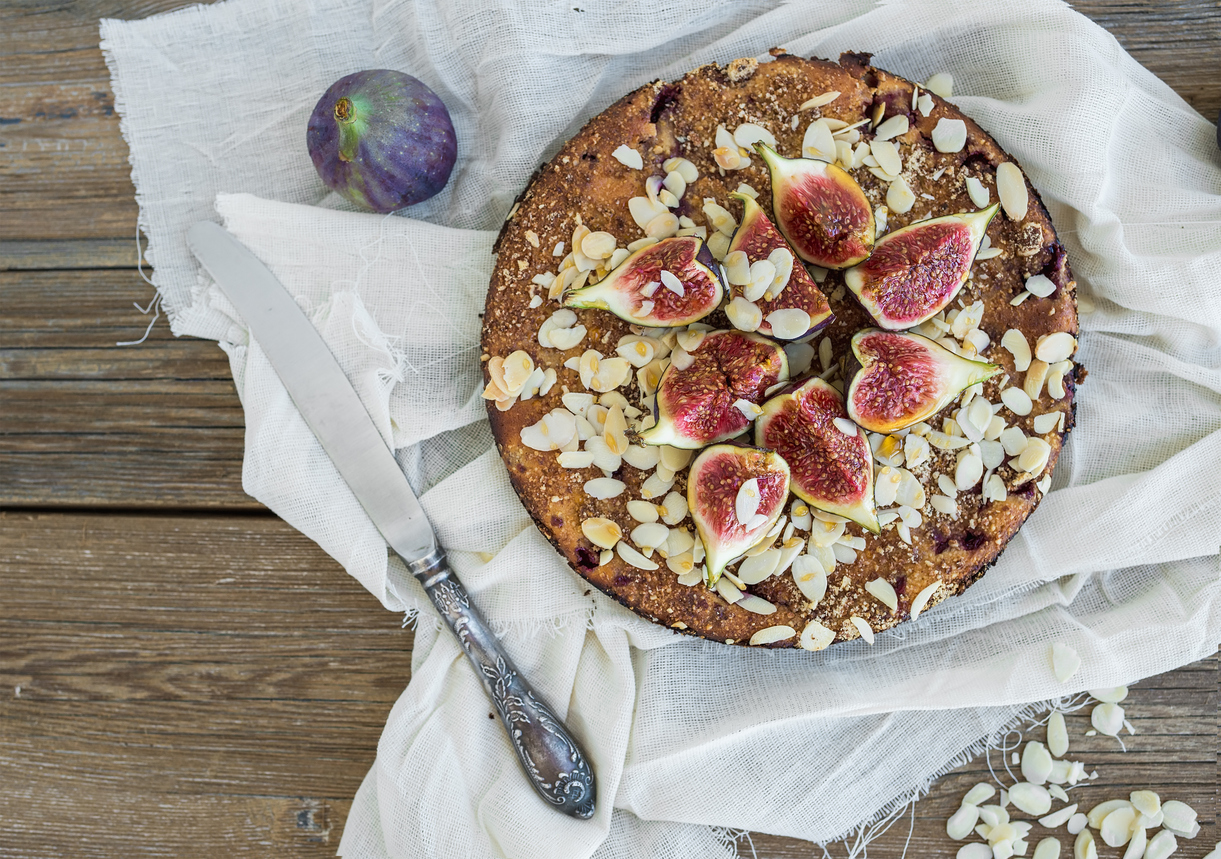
[100,0,1221,856]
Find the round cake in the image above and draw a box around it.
[480,50,1080,648]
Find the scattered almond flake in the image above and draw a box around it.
[1001,387,1033,417]
[1032,412,1060,434]
[948,804,981,840]
[644,211,680,239]
[955,448,984,491]
[581,517,622,549]
[527,294,544,309]
[1026,273,1057,298]
[733,477,761,527]
[557,449,595,470]
[733,122,776,150]
[1036,332,1077,364]
[849,616,875,644]
[1051,641,1081,682]
[870,138,903,175]
[1000,329,1032,372]
[959,844,992,859]
[1033,838,1061,859]
[1010,783,1052,816]
[932,117,968,153]
[1017,437,1051,474]
[1128,791,1160,819]
[616,540,658,570]
[861,578,898,612]
[1039,804,1078,831]
[630,299,656,319]
[802,118,837,162]
[611,144,644,170]
[629,521,669,553]
[662,170,688,202]
[744,622,792,645]
[874,114,909,141]
[714,575,743,604]
[916,93,935,116]
[732,398,763,421]
[958,178,989,211]
[997,162,1029,221]
[930,495,958,517]
[584,476,626,500]
[798,619,835,651]
[1048,785,1070,804]
[519,409,577,451]
[1097,807,1137,849]
[629,195,668,230]
[886,176,916,214]
[1161,801,1197,836]
[1046,709,1069,758]
[981,473,1001,507]
[874,205,889,237]
[1065,813,1088,835]
[658,188,680,208]
[731,594,774,616]
[1024,359,1050,400]
[924,72,953,98]
[745,258,777,301]
[539,368,558,396]
[801,91,844,111]
[967,785,996,805]
[551,240,566,257]
[523,229,541,249]
[767,247,794,295]
[1090,701,1125,736]
[659,269,685,297]
[759,307,806,340]
[1006,290,1032,308]
[702,199,738,236]
[1022,741,1054,785]
[726,296,763,332]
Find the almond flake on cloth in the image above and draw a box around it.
[101,0,1221,857]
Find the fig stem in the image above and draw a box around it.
[334,96,360,163]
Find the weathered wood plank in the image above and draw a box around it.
[1,512,1216,858]
[0,512,403,855]
[0,1,1216,246]
[0,238,142,270]
[0,269,254,508]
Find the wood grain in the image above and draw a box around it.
[1,1,1218,857]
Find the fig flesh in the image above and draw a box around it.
[724,192,834,339]
[687,443,791,586]
[640,330,788,449]
[844,205,999,330]
[755,143,874,269]
[564,236,724,327]
[307,69,457,213]
[846,329,1000,433]
[756,378,879,533]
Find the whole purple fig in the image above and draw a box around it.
[307,69,456,213]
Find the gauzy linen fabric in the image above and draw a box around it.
[100,0,1221,856]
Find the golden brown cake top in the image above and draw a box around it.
[481,51,1079,648]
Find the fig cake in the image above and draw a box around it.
[480,50,1080,648]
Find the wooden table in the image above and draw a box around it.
[1,2,1217,856]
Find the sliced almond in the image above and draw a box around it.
[997,162,1029,221]
[611,144,644,170]
[581,517,622,549]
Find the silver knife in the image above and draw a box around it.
[187,220,596,820]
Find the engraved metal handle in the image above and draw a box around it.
[403,548,596,820]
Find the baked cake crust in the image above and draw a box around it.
[481,51,1079,647]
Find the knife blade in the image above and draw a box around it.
[187,220,596,820]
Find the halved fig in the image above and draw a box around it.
[846,329,1000,433]
[724,192,834,340]
[688,443,790,586]
[640,330,788,449]
[756,378,879,533]
[844,204,999,330]
[564,235,723,327]
[755,142,874,269]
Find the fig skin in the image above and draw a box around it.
[846,329,1000,433]
[640,330,789,449]
[756,377,879,534]
[844,205,999,330]
[307,69,457,213]
[755,142,874,269]
[564,236,723,327]
[687,443,791,586]
[725,192,834,338]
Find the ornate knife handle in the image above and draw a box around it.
[402,548,596,820]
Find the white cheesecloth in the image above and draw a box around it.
[99,0,1221,856]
